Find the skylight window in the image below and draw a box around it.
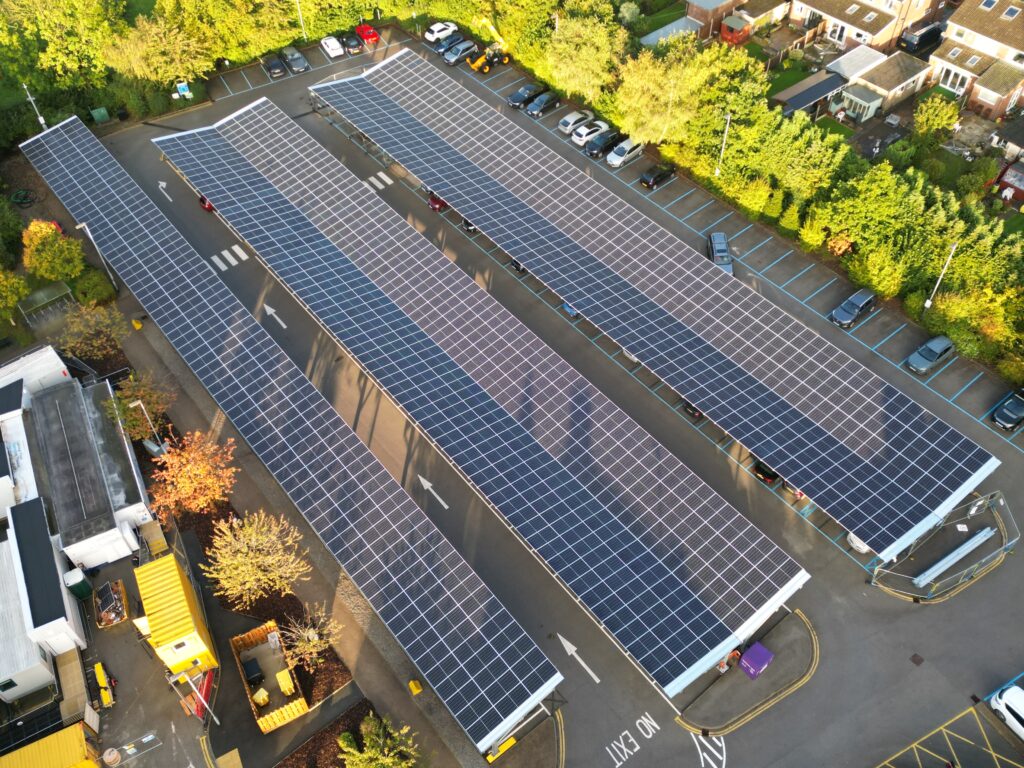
[864,11,878,20]
[1003,6,1021,18]
[980,0,997,10]
[846,3,860,12]
[966,54,981,66]
[949,46,962,57]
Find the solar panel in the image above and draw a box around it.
[310,50,999,561]
[154,99,808,697]
[20,117,562,753]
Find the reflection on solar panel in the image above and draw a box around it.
[21,117,562,753]
[154,99,808,697]
[310,50,999,562]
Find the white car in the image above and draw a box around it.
[425,21,458,42]
[320,36,345,59]
[607,138,644,168]
[558,110,593,135]
[571,120,609,147]
[992,686,1024,740]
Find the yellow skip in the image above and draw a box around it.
[485,737,516,763]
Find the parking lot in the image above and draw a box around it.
[98,33,1024,768]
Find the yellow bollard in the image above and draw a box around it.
[408,679,423,696]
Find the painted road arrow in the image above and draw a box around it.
[262,304,287,329]
[557,633,600,684]
[417,475,450,510]
[157,181,173,202]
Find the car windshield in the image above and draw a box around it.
[839,299,859,314]
[1006,395,1024,417]
[918,344,940,362]
[613,144,627,155]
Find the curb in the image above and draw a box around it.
[676,609,820,737]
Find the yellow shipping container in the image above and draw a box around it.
[0,723,100,768]
[134,554,218,675]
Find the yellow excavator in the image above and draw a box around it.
[466,17,511,73]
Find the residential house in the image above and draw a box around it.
[852,50,932,110]
[991,116,1024,158]
[788,0,942,52]
[930,0,1024,118]
[738,0,793,29]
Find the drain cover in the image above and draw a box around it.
[911,653,924,666]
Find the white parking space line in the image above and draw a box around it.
[221,249,238,266]
[210,254,228,272]
[231,244,249,261]
[368,176,384,190]
[376,171,393,185]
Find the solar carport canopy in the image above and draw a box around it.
[21,117,562,754]
[310,50,1000,562]
[153,98,808,698]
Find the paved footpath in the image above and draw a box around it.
[115,293,481,768]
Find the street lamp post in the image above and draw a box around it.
[714,112,731,178]
[924,242,958,312]
[23,84,46,130]
[74,222,119,289]
[296,0,307,40]
[128,399,163,453]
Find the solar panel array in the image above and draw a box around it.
[310,50,999,560]
[21,117,562,753]
[154,99,808,696]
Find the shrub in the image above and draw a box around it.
[990,197,1006,215]
[618,1,641,26]
[798,207,827,250]
[903,290,926,321]
[734,177,772,219]
[763,188,785,222]
[0,199,22,270]
[72,267,116,305]
[778,201,802,236]
[921,156,945,184]
[883,138,916,171]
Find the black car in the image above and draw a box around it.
[507,83,546,110]
[264,55,287,78]
[898,21,942,53]
[525,92,561,117]
[584,130,621,158]
[433,32,464,54]
[992,388,1024,431]
[752,459,780,486]
[640,163,674,190]
[680,399,703,420]
[462,218,477,233]
[341,33,364,54]
[829,288,876,329]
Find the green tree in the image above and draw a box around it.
[618,1,640,25]
[0,271,29,325]
[337,713,419,768]
[22,220,85,281]
[616,49,683,145]
[52,302,131,359]
[72,267,117,305]
[798,205,827,250]
[105,371,176,441]
[883,138,916,170]
[911,94,959,150]
[778,201,802,236]
[0,199,22,270]
[843,242,907,299]
[202,510,311,610]
[547,14,627,103]
[105,15,215,84]
[763,187,784,222]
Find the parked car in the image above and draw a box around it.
[320,36,345,59]
[639,163,674,190]
[705,232,734,276]
[433,31,464,54]
[992,388,1024,431]
[281,46,310,74]
[427,192,449,212]
[829,288,876,328]
[558,110,593,135]
[341,33,364,54]
[607,138,644,168]
[584,130,621,159]
[264,55,287,78]
[424,21,458,42]
[507,83,546,110]
[462,218,477,233]
[752,459,804,499]
[898,21,943,53]
[991,686,1024,741]
[198,195,214,212]
[680,399,703,419]
[510,258,527,273]
[905,335,954,375]
[444,39,478,65]
[355,24,380,44]
[571,120,610,147]
[525,92,561,117]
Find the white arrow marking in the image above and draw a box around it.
[158,181,173,202]
[417,475,449,509]
[263,304,287,329]
[557,633,600,684]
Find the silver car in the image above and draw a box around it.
[558,110,593,135]
[444,39,478,66]
[905,335,954,375]
[281,46,310,73]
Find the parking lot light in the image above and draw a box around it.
[924,242,957,312]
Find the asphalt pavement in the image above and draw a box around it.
[93,33,1024,768]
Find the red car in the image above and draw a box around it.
[427,192,448,212]
[198,195,214,212]
[355,24,380,44]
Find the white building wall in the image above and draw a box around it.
[0,347,68,395]
[63,528,135,571]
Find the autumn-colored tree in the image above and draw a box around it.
[280,603,343,673]
[201,510,311,609]
[0,271,29,325]
[337,713,419,768]
[52,303,131,360]
[22,219,85,282]
[105,371,176,441]
[150,431,238,517]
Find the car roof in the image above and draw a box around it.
[850,288,875,302]
[709,231,728,244]
[926,335,952,347]
[1002,686,1024,709]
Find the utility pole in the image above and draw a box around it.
[714,112,731,177]
[296,0,307,40]
[924,242,957,312]
[23,84,46,129]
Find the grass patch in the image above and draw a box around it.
[815,116,854,139]
[1001,211,1024,238]
[744,41,768,61]
[917,147,969,190]
[634,2,689,36]
[917,84,958,104]
[124,0,155,22]
[767,62,811,97]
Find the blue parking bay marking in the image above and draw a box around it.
[730,223,754,239]
[802,277,836,303]
[872,323,906,350]
[664,188,694,208]
[739,236,772,259]
[680,199,715,221]
[925,355,958,383]
[951,371,984,401]
[761,250,792,274]
[699,212,732,234]
[779,261,812,287]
